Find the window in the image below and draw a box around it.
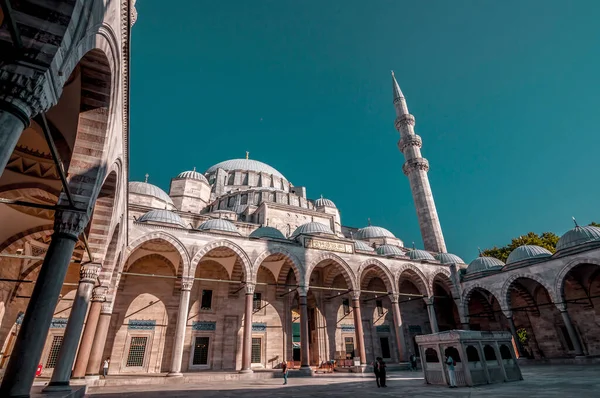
[227,196,235,207]
[253,293,262,311]
[342,299,350,315]
[483,345,497,362]
[344,337,355,359]
[466,345,480,362]
[425,348,439,363]
[444,346,461,362]
[500,344,512,360]
[380,337,391,358]
[126,337,148,367]
[45,336,63,368]
[376,300,384,316]
[201,290,213,310]
[241,194,248,205]
[251,338,262,363]
[193,337,210,365]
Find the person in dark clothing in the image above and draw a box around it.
[378,357,387,387]
[373,357,381,387]
[409,354,418,371]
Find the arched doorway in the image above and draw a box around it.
[397,267,429,358]
[431,273,459,331]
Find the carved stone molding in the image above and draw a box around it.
[101,301,114,314]
[402,158,430,175]
[423,296,435,306]
[398,134,422,152]
[297,285,308,297]
[390,293,400,304]
[92,286,108,302]
[181,277,194,291]
[80,263,101,284]
[130,0,138,26]
[0,68,57,121]
[394,114,416,130]
[53,209,89,240]
[245,282,255,295]
[350,290,362,301]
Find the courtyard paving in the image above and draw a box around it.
[88,365,600,397]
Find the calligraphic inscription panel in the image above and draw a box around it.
[305,238,353,254]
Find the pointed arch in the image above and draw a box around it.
[190,239,253,281]
[555,256,600,299]
[253,246,304,286]
[395,263,430,297]
[501,273,557,313]
[429,268,453,296]
[125,231,190,277]
[357,259,395,293]
[462,283,504,318]
[306,252,357,291]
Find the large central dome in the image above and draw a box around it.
[205,159,286,180]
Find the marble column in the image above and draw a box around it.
[558,305,584,356]
[168,278,194,376]
[299,292,310,368]
[351,292,367,365]
[240,283,255,373]
[391,294,407,362]
[0,210,88,397]
[85,304,112,377]
[506,315,525,358]
[0,103,31,177]
[44,263,101,391]
[424,297,439,333]
[72,287,107,378]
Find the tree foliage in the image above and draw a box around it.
[481,222,598,262]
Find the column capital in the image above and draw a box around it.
[423,296,435,306]
[181,278,194,291]
[350,290,361,301]
[503,310,514,319]
[555,302,567,312]
[101,301,114,314]
[390,293,400,304]
[79,263,101,284]
[91,286,108,302]
[54,209,89,241]
[244,282,255,295]
[0,67,59,122]
[297,285,309,297]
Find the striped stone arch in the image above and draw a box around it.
[461,283,503,318]
[253,246,304,286]
[125,231,190,278]
[429,268,453,296]
[357,259,395,293]
[306,252,357,292]
[395,263,430,297]
[0,225,54,254]
[190,240,253,282]
[501,273,558,314]
[555,256,600,299]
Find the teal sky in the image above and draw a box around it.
[130,1,600,262]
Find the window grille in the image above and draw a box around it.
[342,299,350,315]
[376,300,384,316]
[193,337,210,365]
[201,290,213,310]
[253,293,262,311]
[126,337,148,367]
[45,336,63,368]
[344,337,355,358]
[251,338,262,363]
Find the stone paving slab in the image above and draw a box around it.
[88,365,600,397]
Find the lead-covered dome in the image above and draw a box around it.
[466,256,505,274]
[176,169,209,183]
[205,159,286,180]
[506,245,552,265]
[355,226,395,240]
[376,244,405,257]
[137,209,186,227]
[435,252,465,264]
[250,226,286,240]
[354,240,375,252]
[407,249,435,261]
[129,181,174,205]
[557,225,600,252]
[197,219,239,234]
[290,222,334,239]
[315,197,336,208]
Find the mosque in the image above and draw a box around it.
[0,1,599,396]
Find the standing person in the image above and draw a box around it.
[103,357,110,378]
[409,353,418,371]
[378,357,387,387]
[445,355,457,388]
[372,357,381,387]
[282,361,288,385]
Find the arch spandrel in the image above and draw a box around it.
[395,263,430,297]
[253,246,304,286]
[124,231,190,278]
[357,259,395,294]
[306,252,357,292]
[190,239,253,282]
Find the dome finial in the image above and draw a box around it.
[478,247,483,256]
[320,194,323,199]
[412,242,415,250]
[193,166,196,172]
[572,216,579,227]
[367,217,371,226]
[246,151,249,160]
[144,173,149,183]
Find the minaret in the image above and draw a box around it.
[392,71,447,253]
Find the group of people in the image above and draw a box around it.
[372,357,387,387]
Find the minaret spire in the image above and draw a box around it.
[392,71,447,253]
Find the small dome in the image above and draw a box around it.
[197,219,239,234]
[315,197,336,208]
[557,225,600,252]
[435,252,465,264]
[407,249,435,261]
[250,226,286,240]
[354,240,375,252]
[466,256,505,274]
[129,181,174,205]
[290,222,334,239]
[176,169,209,183]
[506,245,552,265]
[355,226,395,240]
[138,209,185,227]
[376,244,405,257]
[205,159,286,180]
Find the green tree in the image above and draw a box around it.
[481,231,560,262]
[590,222,600,227]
